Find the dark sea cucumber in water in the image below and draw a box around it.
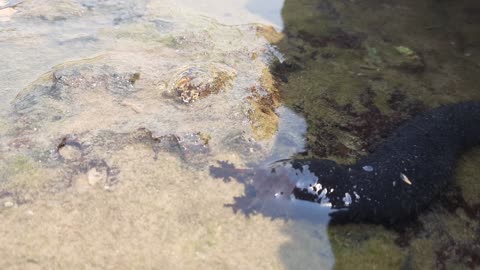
[293,101,480,224]
[210,102,480,224]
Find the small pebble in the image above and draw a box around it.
[4,201,14,208]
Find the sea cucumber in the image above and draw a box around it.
[292,101,480,224]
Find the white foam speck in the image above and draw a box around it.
[343,193,352,206]
[362,165,373,172]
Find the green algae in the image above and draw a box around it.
[328,224,406,269]
[277,0,480,168]
[409,207,480,269]
[456,147,480,207]
[278,0,480,159]
[406,239,437,270]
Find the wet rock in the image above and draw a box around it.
[12,63,140,130]
[166,63,236,103]
[255,24,284,44]
[246,68,281,140]
[221,132,263,160]
[148,130,212,166]
[16,0,86,21]
[51,64,140,97]
[54,129,213,172]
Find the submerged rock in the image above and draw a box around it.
[51,65,140,96]
[13,63,140,131]
[166,63,237,103]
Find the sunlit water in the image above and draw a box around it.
[0,0,334,269]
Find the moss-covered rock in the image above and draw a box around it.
[456,147,480,207]
[329,224,406,269]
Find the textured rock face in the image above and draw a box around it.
[9,59,281,163]
[2,11,293,204]
[167,63,237,103]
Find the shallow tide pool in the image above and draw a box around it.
[0,0,335,269]
[1,0,479,269]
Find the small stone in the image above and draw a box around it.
[4,201,14,208]
[87,167,107,186]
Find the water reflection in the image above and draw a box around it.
[264,106,307,164]
[246,0,285,30]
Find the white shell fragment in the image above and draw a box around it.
[362,165,374,172]
[3,201,14,208]
[400,173,412,185]
[353,191,360,200]
[343,193,352,206]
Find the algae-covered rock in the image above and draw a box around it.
[255,24,284,44]
[277,0,480,162]
[456,147,480,207]
[328,224,406,269]
[13,63,140,132]
[166,63,237,103]
[247,68,281,140]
